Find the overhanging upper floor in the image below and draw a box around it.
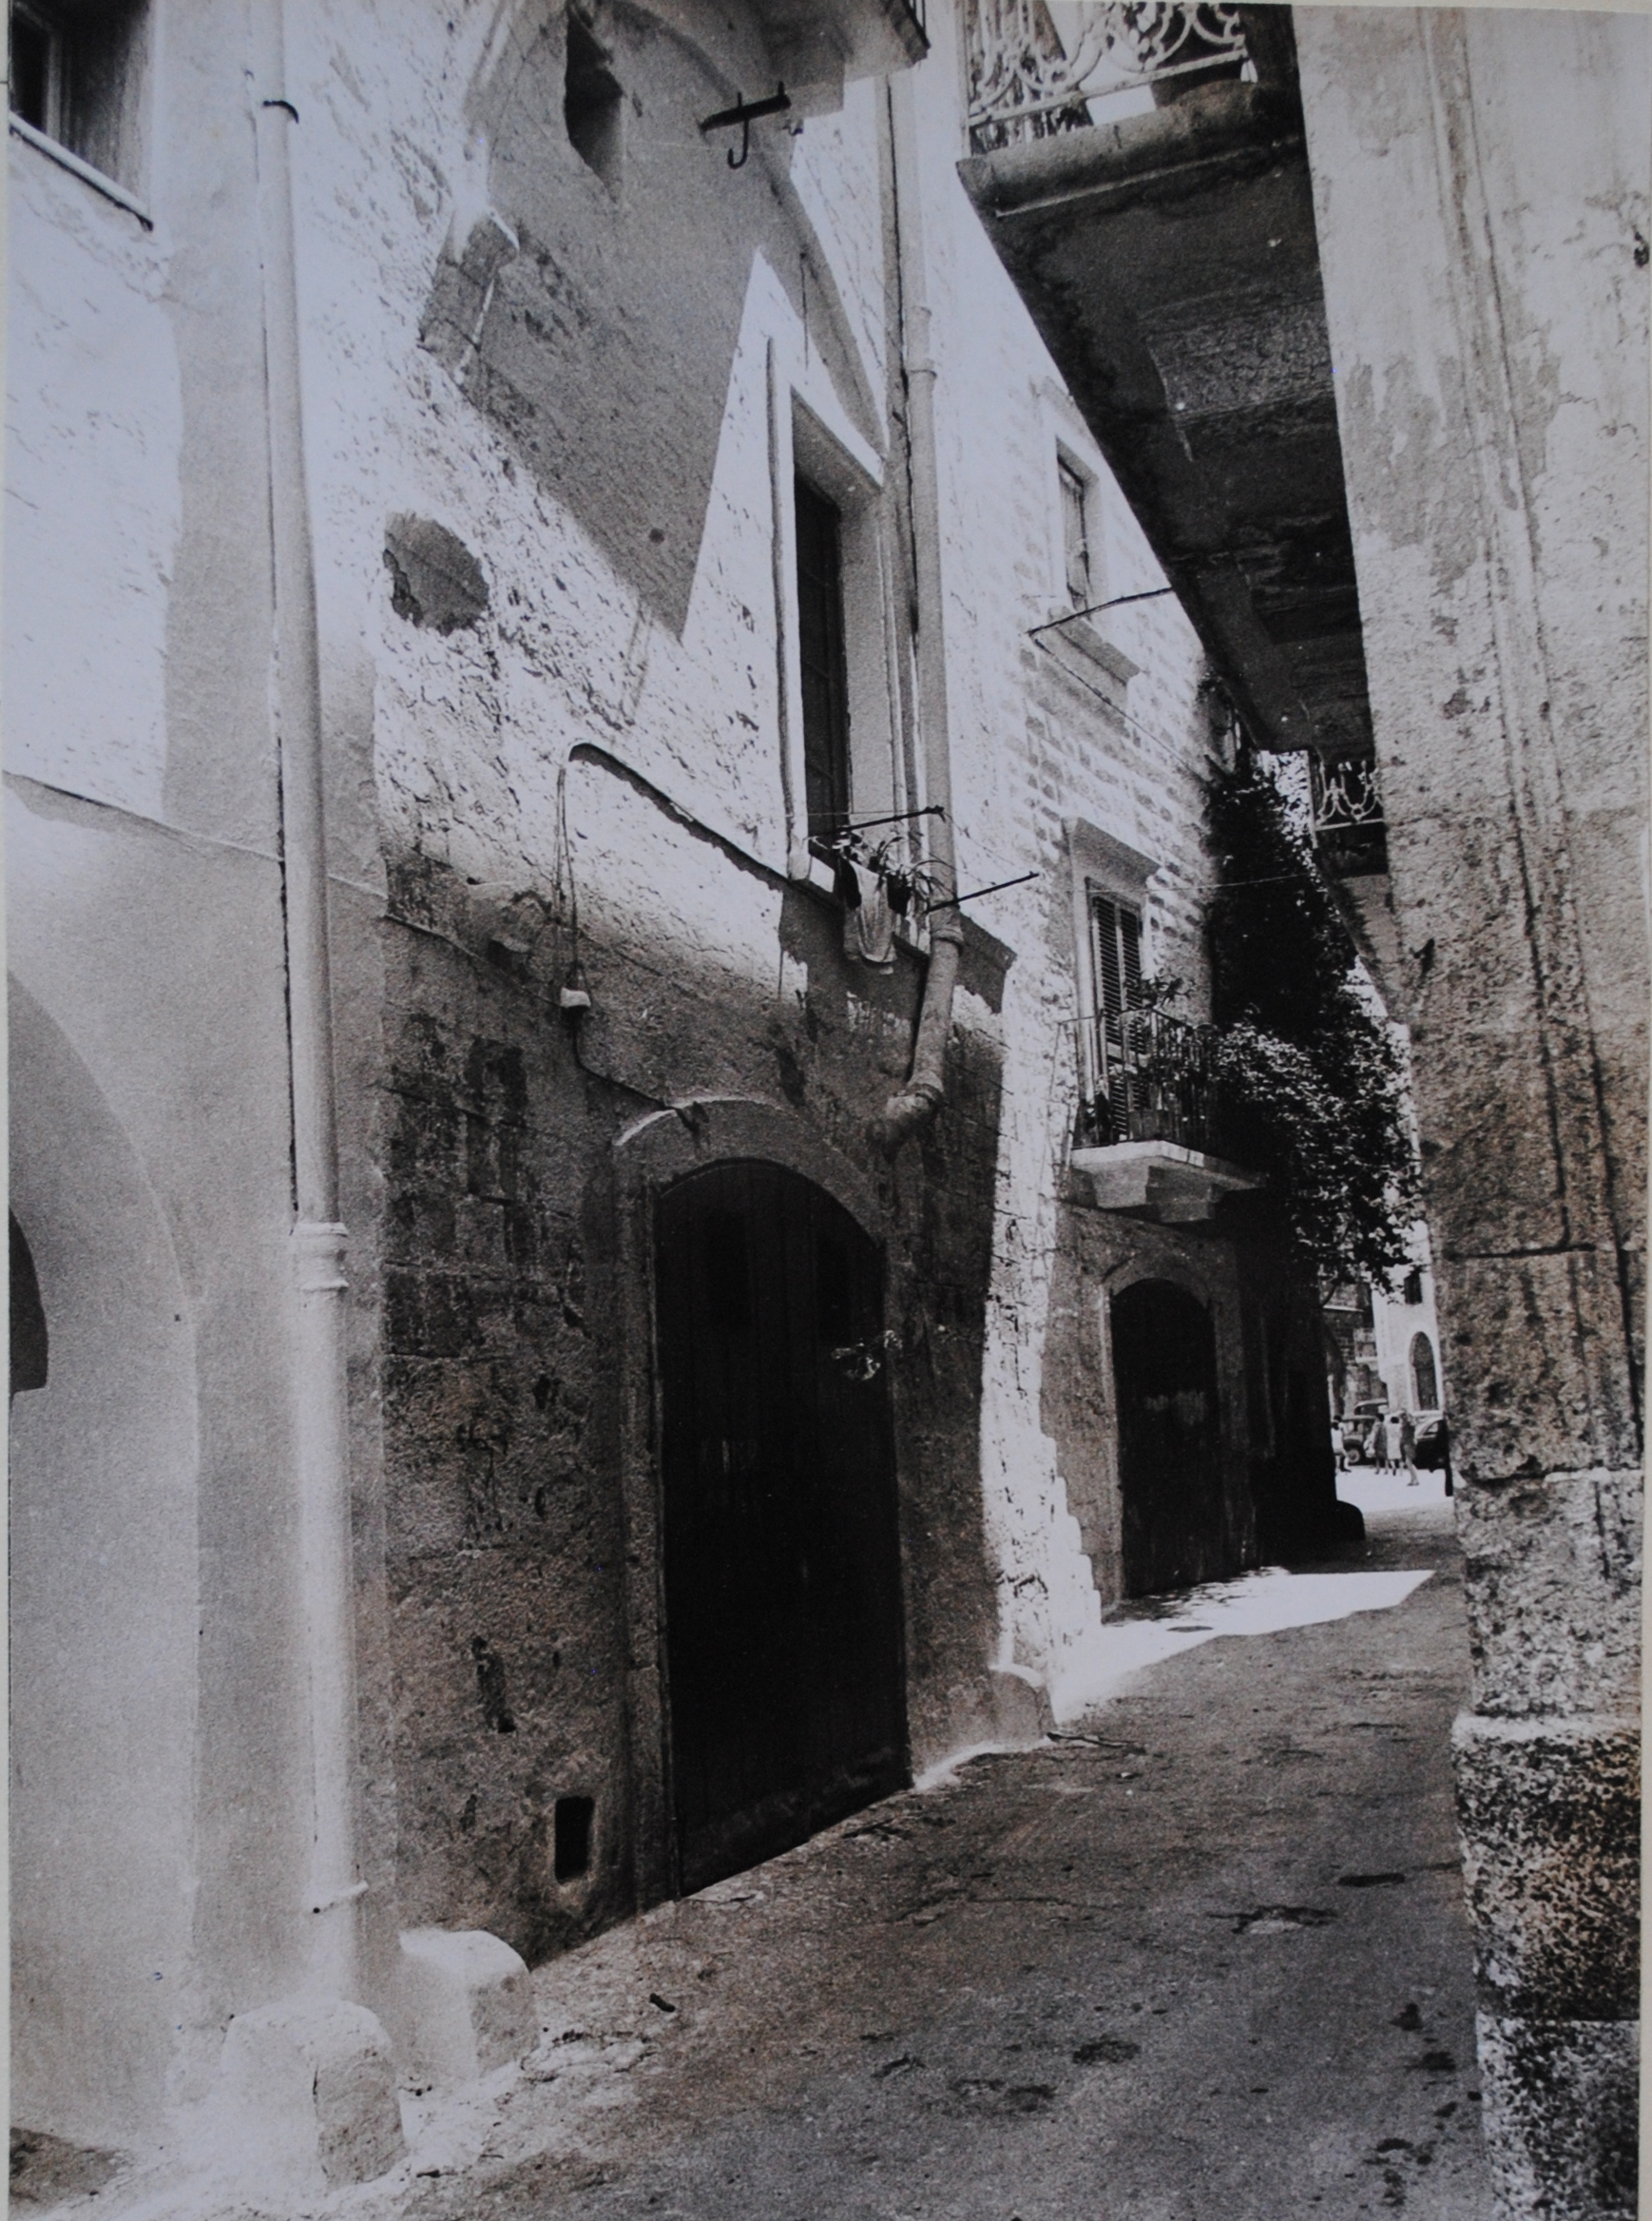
[957,5,1372,764]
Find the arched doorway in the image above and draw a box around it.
[1111,1278,1222,1596]
[1412,1333,1439,1410]
[655,1160,906,1893]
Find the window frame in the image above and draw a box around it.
[1088,887,1143,1041]
[7,0,150,197]
[10,2,67,145]
[772,377,903,891]
[1057,449,1094,613]
[793,471,853,845]
[1066,818,1159,1112]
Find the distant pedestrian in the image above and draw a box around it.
[1383,1411,1403,1472]
[1399,1408,1418,1486]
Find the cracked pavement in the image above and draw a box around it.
[356,1496,1490,2221]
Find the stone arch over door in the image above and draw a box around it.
[611,1097,901,1905]
[9,983,200,2149]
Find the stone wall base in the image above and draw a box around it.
[1452,1711,1640,2020]
[394,1927,537,2091]
[211,1997,403,2192]
[1476,2012,1639,2220]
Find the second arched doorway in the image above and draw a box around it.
[1111,1277,1223,1596]
[655,1160,907,1893]
[1412,1333,1439,1411]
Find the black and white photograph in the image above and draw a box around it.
[4,2,1644,2215]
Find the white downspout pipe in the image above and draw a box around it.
[252,0,362,2000]
[872,69,966,1158]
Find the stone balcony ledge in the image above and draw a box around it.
[1070,1138,1259,1222]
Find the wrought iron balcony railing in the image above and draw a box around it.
[966,0,1251,152]
[1309,751,1388,878]
[1072,1004,1230,1156]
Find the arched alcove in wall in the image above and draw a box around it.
[1412,1332,1439,1412]
[9,982,201,2150]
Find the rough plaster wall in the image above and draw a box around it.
[5,20,340,2137]
[1298,10,1646,2213]
[280,0,1244,1960]
[4,143,180,819]
[908,4,1240,1709]
[278,0,1009,1954]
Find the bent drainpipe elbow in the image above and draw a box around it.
[871,921,963,1157]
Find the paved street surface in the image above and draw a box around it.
[361,1497,1491,2221]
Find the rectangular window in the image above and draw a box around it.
[9,0,147,188]
[1059,455,1091,609]
[1089,890,1142,1036]
[795,473,851,841]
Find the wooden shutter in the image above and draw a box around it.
[1089,891,1143,1033]
[1119,904,1142,1007]
[1092,895,1124,1030]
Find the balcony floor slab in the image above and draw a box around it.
[1070,1139,1260,1221]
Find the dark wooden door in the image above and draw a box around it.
[656,1161,907,1894]
[1112,1279,1221,1596]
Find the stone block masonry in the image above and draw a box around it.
[1299,10,1647,2211]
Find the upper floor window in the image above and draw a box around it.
[795,473,852,842]
[1059,454,1092,609]
[10,0,148,190]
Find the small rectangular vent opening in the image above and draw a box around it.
[553,1794,594,1882]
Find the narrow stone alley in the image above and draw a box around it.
[266,1490,1491,2221]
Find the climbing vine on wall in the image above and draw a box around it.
[1205,750,1419,1285]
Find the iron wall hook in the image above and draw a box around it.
[699,85,792,169]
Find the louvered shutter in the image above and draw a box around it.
[1090,892,1143,1036]
[1120,906,1142,1009]
[1091,895,1124,1033]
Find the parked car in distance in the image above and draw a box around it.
[1338,1399,1388,1468]
[1412,1410,1449,1471]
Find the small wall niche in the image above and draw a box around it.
[564,12,622,186]
[553,1794,594,1882]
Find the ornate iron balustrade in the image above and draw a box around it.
[1073,1005,1229,1155]
[966,0,1250,150]
[1309,750,1388,877]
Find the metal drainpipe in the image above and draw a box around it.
[871,70,965,1160]
[253,0,364,1999]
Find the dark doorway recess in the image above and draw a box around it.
[655,1161,907,1895]
[1112,1279,1222,1596]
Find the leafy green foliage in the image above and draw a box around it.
[1206,754,1419,1284]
